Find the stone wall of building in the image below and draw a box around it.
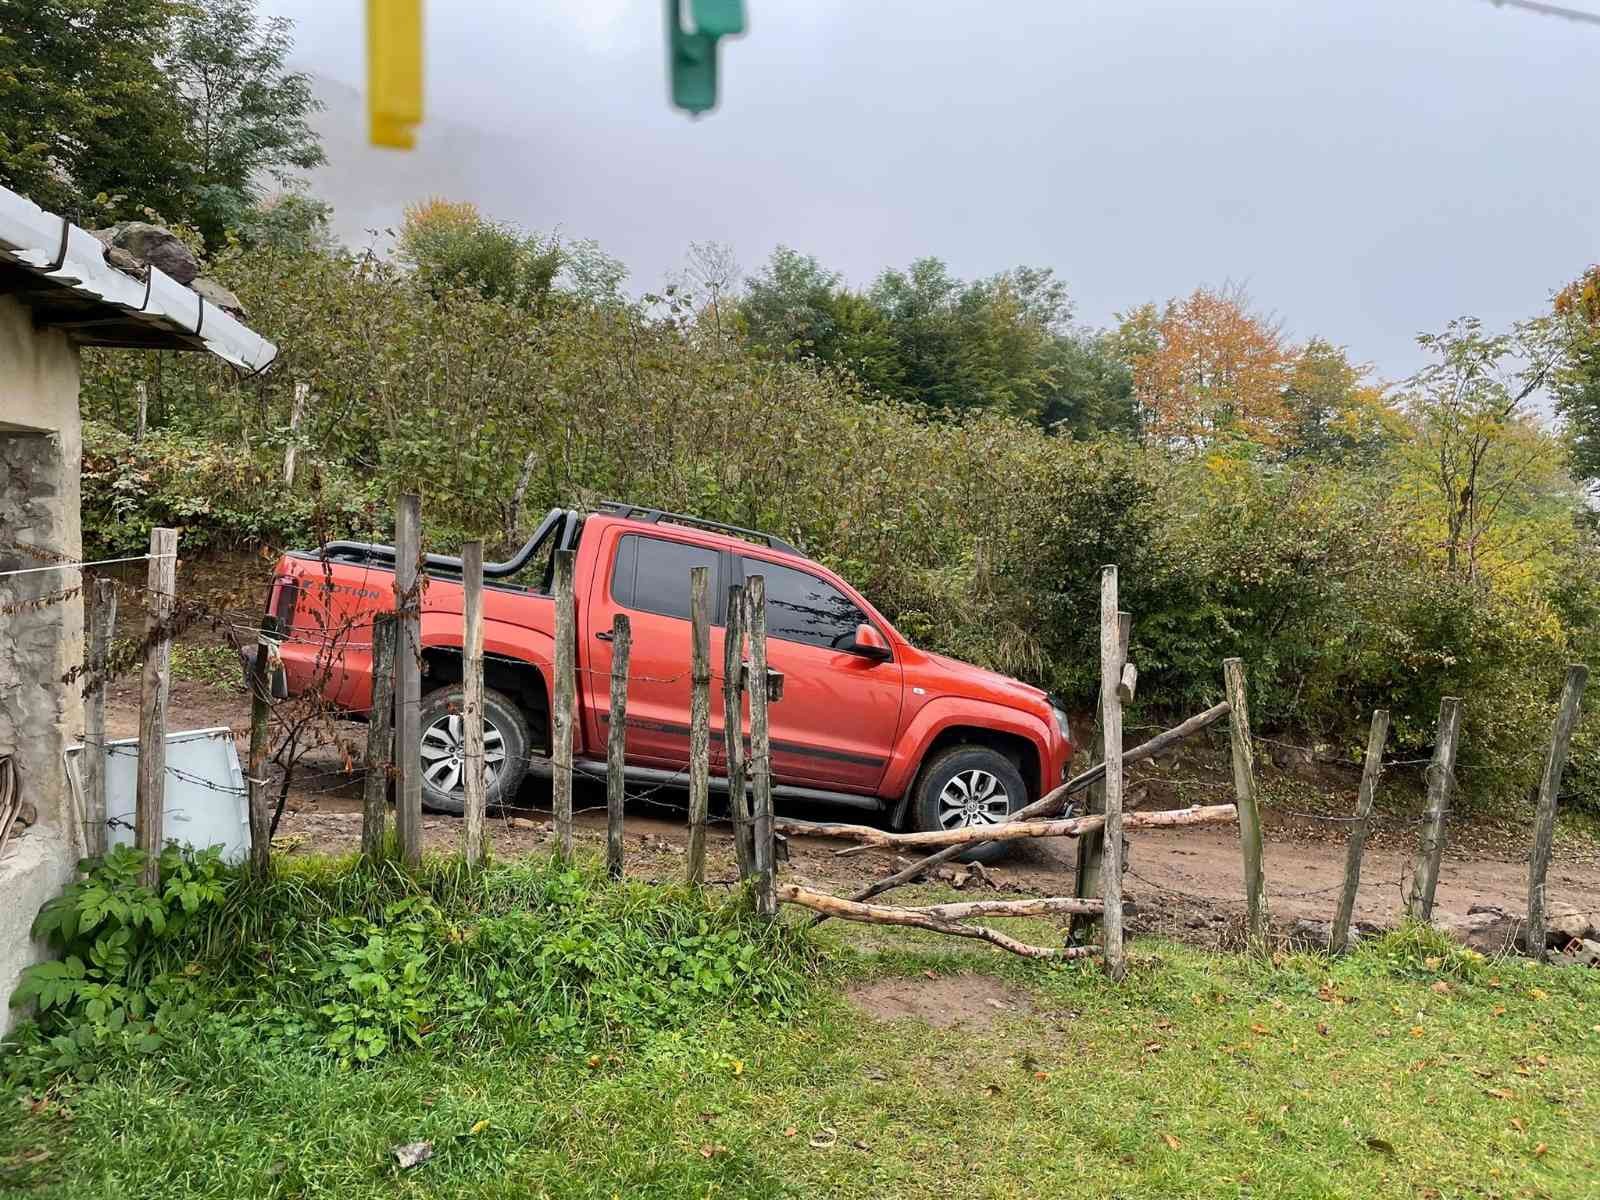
[0,295,84,1033]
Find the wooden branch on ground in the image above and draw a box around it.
[820,700,1232,918]
[778,884,1102,960]
[800,803,1237,857]
[902,895,1106,920]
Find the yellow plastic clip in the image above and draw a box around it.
[367,0,423,149]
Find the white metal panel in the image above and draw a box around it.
[96,727,252,865]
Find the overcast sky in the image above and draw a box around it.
[263,0,1600,385]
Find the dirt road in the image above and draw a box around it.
[102,672,1600,946]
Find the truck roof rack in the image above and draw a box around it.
[595,500,801,555]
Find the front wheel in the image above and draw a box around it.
[912,746,1027,864]
[417,685,531,815]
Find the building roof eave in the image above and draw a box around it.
[0,186,278,374]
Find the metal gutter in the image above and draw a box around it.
[0,185,278,374]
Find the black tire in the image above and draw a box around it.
[417,685,532,816]
[912,745,1027,864]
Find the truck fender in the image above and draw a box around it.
[882,697,1053,808]
[418,611,554,690]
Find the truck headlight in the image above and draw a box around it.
[1051,705,1071,742]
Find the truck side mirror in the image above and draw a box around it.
[849,623,892,662]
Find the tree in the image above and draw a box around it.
[1553,265,1600,486]
[397,199,626,309]
[167,0,324,246]
[0,0,189,218]
[1128,285,1294,451]
[1282,338,1399,463]
[397,199,563,305]
[677,240,740,339]
[1037,331,1138,438]
[0,0,323,244]
[234,191,335,254]
[740,246,844,355]
[739,249,1142,432]
[1401,317,1563,580]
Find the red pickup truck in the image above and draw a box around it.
[265,502,1074,845]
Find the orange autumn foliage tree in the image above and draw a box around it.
[1128,285,1295,451]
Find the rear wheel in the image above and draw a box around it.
[912,745,1026,864]
[417,685,531,815]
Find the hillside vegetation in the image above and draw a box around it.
[73,213,1600,814]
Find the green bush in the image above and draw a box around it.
[80,421,384,555]
[7,845,229,1081]
[3,852,819,1088]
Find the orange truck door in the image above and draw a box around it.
[739,556,902,793]
[583,529,726,769]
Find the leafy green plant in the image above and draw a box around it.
[7,845,229,1081]
[1355,920,1491,985]
[4,853,819,1088]
[310,898,436,1065]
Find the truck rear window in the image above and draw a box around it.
[611,534,721,622]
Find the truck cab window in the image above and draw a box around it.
[742,557,868,650]
[613,535,720,621]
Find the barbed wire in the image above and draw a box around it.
[0,552,172,579]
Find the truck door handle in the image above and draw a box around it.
[594,630,614,642]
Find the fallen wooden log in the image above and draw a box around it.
[901,895,1105,920]
[778,884,1102,959]
[818,700,1231,919]
[826,803,1236,856]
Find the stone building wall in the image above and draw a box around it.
[0,294,85,1032]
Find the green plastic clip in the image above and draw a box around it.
[668,0,745,114]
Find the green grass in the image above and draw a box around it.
[108,638,245,690]
[4,858,1599,1200]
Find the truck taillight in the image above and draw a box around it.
[270,576,300,629]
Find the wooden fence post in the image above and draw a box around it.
[393,493,423,868]
[362,614,396,863]
[723,585,752,878]
[1222,657,1268,949]
[84,577,117,858]
[1407,696,1463,922]
[1330,708,1389,954]
[606,613,631,881]
[746,576,776,917]
[1074,609,1130,939]
[135,526,177,888]
[1527,666,1587,960]
[686,566,712,885]
[552,548,577,858]
[1099,569,1127,978]
[461,541,487,868]
[246,614,278,880]
[282,381,309,487]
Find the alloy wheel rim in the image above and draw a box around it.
[420,711,507,794]
[936,768,1010,830]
